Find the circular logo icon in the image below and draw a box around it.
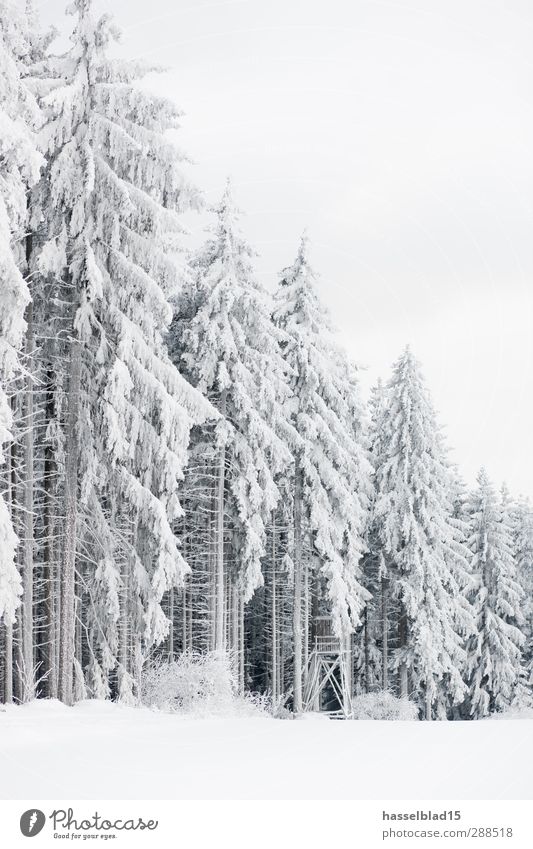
[20,810,46,837]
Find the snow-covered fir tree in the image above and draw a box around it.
[35,0,213,704]
[465,469,527,717]
[513,497,533,685]
[373,347,470,719]
[0,1,42,635]
[363,379,389,693]
[171,181,294,664]
[273,234,371,711]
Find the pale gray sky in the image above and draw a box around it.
[39,0,533,497]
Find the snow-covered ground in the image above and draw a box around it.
[0,700,531,800]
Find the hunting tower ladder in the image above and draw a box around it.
[303,616,353,718]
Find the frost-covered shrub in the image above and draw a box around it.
[246,690,292,719]
[351,692,418,721]
[141,651,235,715]
[488,706,533,720]
[140,651,272,718]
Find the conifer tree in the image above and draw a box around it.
[37,0,212,703]
[513,497,533,684]
[274,235,371,711]
[364,380,388,693]
[0,0,42,636]
[373,347,469,718]
[465,469,526,717]
[172,181,294,657]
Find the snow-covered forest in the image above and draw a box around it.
[0,0,532,723]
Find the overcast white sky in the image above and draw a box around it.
[39,0,533,497]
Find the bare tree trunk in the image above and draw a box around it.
[4,624,13,703]
[182,581,188,652]
[120,565,129,674]
[364,606,370,693]
[239,594,245,694]
[207,497,215,651]
[398,600,408,699]
[59,337,81,705]
[21,299,34,701]
[271,518,277,700]
[224,570,229,649]
[293,458,304,713]
[188,577,193,651]
[133,641,143,700]
[426,691,432,721]
[230,580,240,685]
[43,367,57,698]
[278,581,285,695]
[14,610,23,703]
[208,506,214,651]
[215,390,227,651]
[231,581,238,650]
[382,577,389,691]
[168,587,174,659]
[75,570,82,669]
[303,561,309,690]
[4,404,16,704]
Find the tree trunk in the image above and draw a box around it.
[21,298,34,701]
[231,581,240,687]
[182,580,188,652]
[381,577,389,691]
[168,587,174,659]
[208,496,216,651]
[364,606,370,693]
[188,575,193,651]
[14,610,23,703]
[42,366,57,698]
[4,624,13,704]
[303,561,309,690]
[239,594,245,694]
[207,504,217,651]
[271,518,277,700]
[279,572,285,699]
[4,404,17,704]
[398,600,408,699]
[120,565,129,675]
[293,457,304,713]
[59,337,81,705]
[214,390,227,651]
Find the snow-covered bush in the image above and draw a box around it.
[140,651,270,718]
[488,706,533,720]
[141,651,234,714]
[351,692,418,721]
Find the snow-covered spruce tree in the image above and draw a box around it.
[513,497,533,685]
[171,181,294,668]
[437,467,476,718]
[339,354,378,695]
[0,1,43,702]
[273,235,371,712]
[361,379,388,693]
[373,347,469,719]
[20,2,66,703]
[465,470,527,717]
[37,0,213,704]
